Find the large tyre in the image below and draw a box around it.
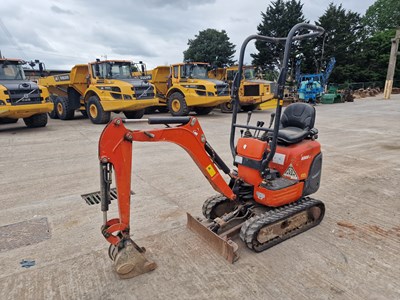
[220,101,233,113]
[23,113,48,128]
[221,101,241,113]
[193,106,214,115]
[168,92,189,116]
[241,104,258,112]
[0,118,18,124]
[55,96,75,120]
[48,95,58,119]
[48,109,58,119]
[124,109,145,119]
[87,95,110,124]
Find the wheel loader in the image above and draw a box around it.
[38,60,158,124]
[83,23,326,279]
[0,58,53,128]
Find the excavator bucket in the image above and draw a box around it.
[110,240,157,279]
[186,213,239,263]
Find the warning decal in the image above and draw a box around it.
[206,164,216,177]
[283,163,299,180]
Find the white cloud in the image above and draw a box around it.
[0,0,375,70]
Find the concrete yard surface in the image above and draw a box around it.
[0,95,399,300]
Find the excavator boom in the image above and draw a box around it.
[95,116,236,278]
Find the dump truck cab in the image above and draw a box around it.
[150,62,230,116]
[39,60,158,124]
[209,65,276,112]
[0,58,52,128]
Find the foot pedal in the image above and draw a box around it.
[81,188,134,205]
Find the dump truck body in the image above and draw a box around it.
[209,66,276,111]
[149,63,230,116]
[0,58,52,127]
[39,60,158,123]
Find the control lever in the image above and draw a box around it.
[254,121,265,138]
[260,113,276,141]
[268,113,276,128]
[243,111,252,137]
[246,111,252,125]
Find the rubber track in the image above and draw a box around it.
[202,195,229,220]
[239,197,325,252]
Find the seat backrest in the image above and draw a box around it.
[281,103,315,130]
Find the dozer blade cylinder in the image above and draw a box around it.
[186,213,239,263]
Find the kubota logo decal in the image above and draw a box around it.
[283,163,299,180]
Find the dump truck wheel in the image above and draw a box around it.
[193,107,214,115]
[0,118,18,124]
[23,113,48,128]
[55,96,75,120]
[241,104,258,112]
[220,101,233,113]
[87,96,110,124]
[124,109,145,119]
[48,109,58,119]
[48,95,58,119]
[168,92,189,116]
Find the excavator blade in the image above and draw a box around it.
[110,240,157,279]
[186,213,239,263]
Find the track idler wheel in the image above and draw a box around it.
[109,239,157,279]
[202,195,237,220]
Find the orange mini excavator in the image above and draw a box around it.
[83,23,326,278]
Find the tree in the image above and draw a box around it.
[314,3,362,83]
[363,0,400,35]
[183,29,235,67]
[356,29,400,82]
[251,0,307,79]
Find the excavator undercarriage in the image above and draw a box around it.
[188,194,324,263]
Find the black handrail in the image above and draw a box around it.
[229,23,325,170]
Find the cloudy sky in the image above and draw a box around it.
[1,0,376,70]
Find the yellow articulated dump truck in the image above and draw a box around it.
[0,58,52,128]
[39,60,158,124]
[209,65,276,112]
[150,62,230,116]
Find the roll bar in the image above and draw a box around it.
[229,23,324,169]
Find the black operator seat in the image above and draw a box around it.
[276,102,316,144]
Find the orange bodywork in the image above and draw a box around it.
[98,117,321,245]
[98,117,235,245]
[236,137,321,207]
